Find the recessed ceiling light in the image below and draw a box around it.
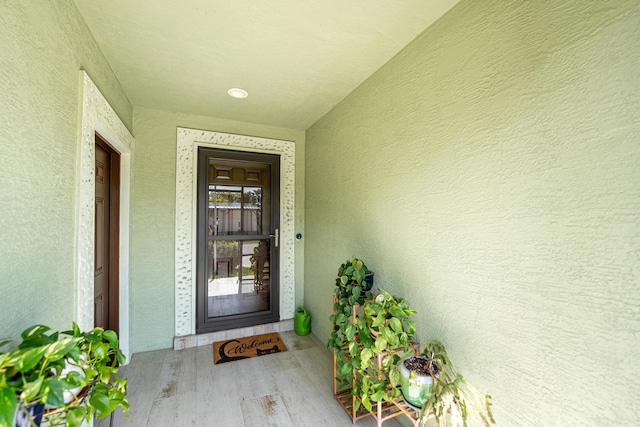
[227,88,248,99]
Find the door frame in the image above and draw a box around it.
[76,72,133,362]
[175,128,296,337]
[95,134,121,334]
[196,148,280,333]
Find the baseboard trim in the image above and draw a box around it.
[173,319,294,350]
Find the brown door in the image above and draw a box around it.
[94,135,120,333]
[196,148,280,333]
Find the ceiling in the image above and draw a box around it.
[73,0,460,130]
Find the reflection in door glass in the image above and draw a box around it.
[206,239,270,318]
[208,186,242,235]
[208,185,269,235]
[242,187,262,234]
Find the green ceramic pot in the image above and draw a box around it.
[399,355,435,409]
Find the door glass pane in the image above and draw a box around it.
[209,185,242,235]
[242,187,262,234]
[207,239,270,318]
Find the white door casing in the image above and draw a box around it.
[175,128,295,337]
[76,71,133,362]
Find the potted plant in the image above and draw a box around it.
[398,340,495,427]
[337,258,374,298]
[327,257,373,359]
[398,354,437,410]
[352,290,417,412]
[0,322,129,427]
[328,285,417,413]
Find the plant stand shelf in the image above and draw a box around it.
[389,397,422,427]
[334,387,406,426]
[333,349,418,426]
[332,296,419,426]
[334,388,374,424]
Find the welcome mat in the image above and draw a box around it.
[213,332,287,364]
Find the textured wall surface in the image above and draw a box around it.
[0,1,132,337]
[305,1,640,425]
[130,107,305,352]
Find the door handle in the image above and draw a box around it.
[269,228,279,248]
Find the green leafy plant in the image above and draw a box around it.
[327,257,373,350]
[350,290,417,412]
[0,323,129,427]
[328,276,417,413]
[327,257,372,355]
[336,257,372,300]
[411,340,495,427]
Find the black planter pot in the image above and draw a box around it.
[360,272,375,296]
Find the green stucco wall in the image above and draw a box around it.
[0,1,132,337]
[305,1,640,425]
[130,107,305,352]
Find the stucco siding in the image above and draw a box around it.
[305,1,640,425]
[0,0,132,337]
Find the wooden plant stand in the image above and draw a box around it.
[332,297,421,426]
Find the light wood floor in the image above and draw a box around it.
[97,331,409,427]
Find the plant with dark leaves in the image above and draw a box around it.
[327,257,372,355]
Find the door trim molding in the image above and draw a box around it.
[175,128,295,337]
[76,71,133,361]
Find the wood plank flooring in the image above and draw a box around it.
[97,331,410,426]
